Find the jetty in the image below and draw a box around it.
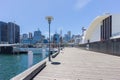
[0,44,19,53]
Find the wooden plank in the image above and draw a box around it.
[33,47,120,80]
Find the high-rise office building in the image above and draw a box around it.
[0,21,8,43]
[33,29,42,43]
[63,34,69,43]
[53,33,60,43]
[0,21,20,44]
[22,33,28,40]
[7,22,20,44]
[29,32,33,39]
[67,31,71,41]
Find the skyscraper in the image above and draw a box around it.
[7,22,20,44]
[22,33,28,40]
[67,31,71,41]
[0,21,8,43]
[33,29,42,43]
[63,34,69,43]
[29,32,33,39]
[0,21,20,44]
[53,33,60,44]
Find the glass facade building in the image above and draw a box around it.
[53,33,60,44]
[0,21,20,44]
[33,30,42,43]
[7,22,20,44]
[0,22,8,43]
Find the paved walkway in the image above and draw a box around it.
[33,47,120,80]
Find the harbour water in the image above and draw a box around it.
[0,48,48,80]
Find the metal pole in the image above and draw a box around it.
[48,22,51,61]
[46,16,53,62]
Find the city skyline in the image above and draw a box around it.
[0,0,120,37]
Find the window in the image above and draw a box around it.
[101,15,112,41]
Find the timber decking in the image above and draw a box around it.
[33,47,120,80]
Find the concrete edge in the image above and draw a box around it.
[52,51,59,58]
[10,58,48,80]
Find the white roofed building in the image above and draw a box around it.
[83,14,120,43]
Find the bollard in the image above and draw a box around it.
[42,48,46,59]
[28,51,33,68]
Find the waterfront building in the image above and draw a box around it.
[21,39,30,45]
[29,32,33,39]
[59,30,63,44]
[72,35,75,40]
[63,34,69,43]
[20,35,23,42]
[51,36,53,43]
[73,35,82,44]
[52,33,60,48]
[43,39,48,43]
[0,21,8,43]
[21,33,32,44]
[0,21,20,44]
[83,14,120,43]
[53,33,60,44]
[63,31,72,43]
[22,34,28,40]
[21,33,29,44]
[7,22,20,44]
[33,29,42,43]
[41,35,45,41]
[71,34,82,44]
[67,31,71,41]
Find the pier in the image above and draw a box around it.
[0,44,18,53]
[33,47,120,80]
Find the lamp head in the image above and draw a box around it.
[46,16,54,24]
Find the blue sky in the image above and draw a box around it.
[0,0,120,37]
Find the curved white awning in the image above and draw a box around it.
[84,15,110,41]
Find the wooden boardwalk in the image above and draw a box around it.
[33,47,120,80]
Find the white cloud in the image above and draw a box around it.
[74,0,92,10]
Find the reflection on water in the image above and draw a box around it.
[0,51,48,80]
[28,51,33,68]
[42,48,46,59]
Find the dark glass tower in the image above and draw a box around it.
[0,21,20,44]
[7,22,20,44]
[0,21,8,43]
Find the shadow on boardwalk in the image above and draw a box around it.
[51,61,61,65]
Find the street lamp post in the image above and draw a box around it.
[46,16,54,61]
